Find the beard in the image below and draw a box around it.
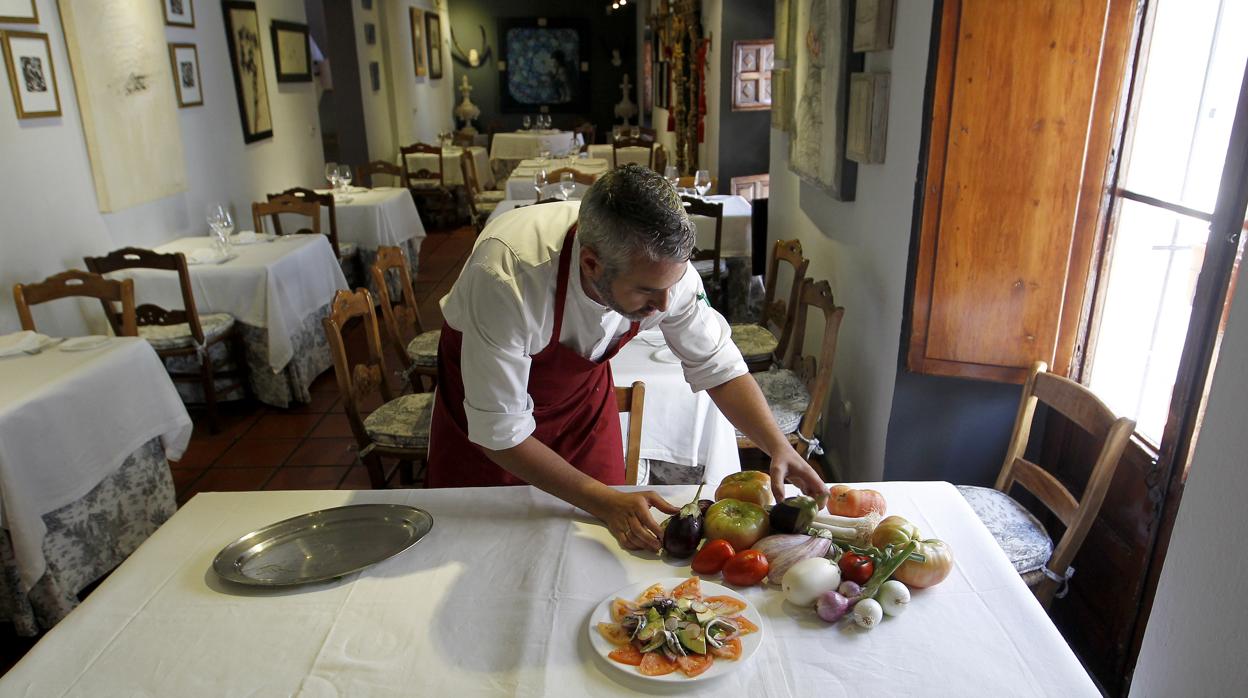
[591,269,657,322]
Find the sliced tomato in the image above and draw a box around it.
[596,622,632,646]
[608,644,644,666]
[636,583,667,603]
[672,576,702,599]
[610,598,638,623]
[703,595,747,615]
[709,637,742,660]
[638,652,678,676]
[676,653,714,677]
[728,615,758,635]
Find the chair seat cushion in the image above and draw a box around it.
[474,201,500,214]
[364,392,434,450]
[478,190,507,202]
[735,368,809,438]
[692,259,729,276]
[408,179,443,189]
[139,313,235,350]
[339,241,358,257]
[956,485,1054,576]
[405,330,441,367]
[730,323,779,360]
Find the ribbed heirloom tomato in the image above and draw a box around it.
[691,539,736,575]
[721,550,769,586]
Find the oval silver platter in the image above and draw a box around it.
[212,503,433,586]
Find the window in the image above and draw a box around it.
[731,40,772,112]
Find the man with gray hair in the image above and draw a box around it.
[428,165,826,552]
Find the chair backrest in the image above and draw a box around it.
[322,288,397,446]
[253,197,321,246]
[615,381,645,486]
[399,142,445,187]
[996,361,1135,606]
[370,245,427,374]
[784,279,844,440]
[356,160,403,188]
[83,248,203,344]
[452,132,475,148]
[574,122,596,145]
[546,167,597,186]
[14,269,137,337]
[459,151,484,197]
[762,239,811,365]
[613,136,655,169]
[682,195,724,301]
[268,188,340,257]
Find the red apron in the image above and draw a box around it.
[426,224,641,487]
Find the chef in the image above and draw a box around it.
[428,165,826,551]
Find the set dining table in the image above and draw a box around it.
[585,143,656,168]
[503,157,610,199]
[489,129,582,162]
[397,145,494,189]
[312,184,426,291]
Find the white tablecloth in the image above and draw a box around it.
[314,187,426,249]
[398,146,493,188]
[1,483,1098,696]
[505,158,609,199]
[613,329,740,485]
[114,236,348,370]
[692,195,753,258]
[587,144,655,168]
[490,130,581,161]
[0,337,191,590]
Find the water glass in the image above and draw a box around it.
[337,164,353,192]
[536,149,551,166]
[522,115,532,130]
[694,169,712,197]
[664,165,679,188]
[324,162,339,189]
[534,169,548,198]
[560,172,576,200]
[206,203,233,254]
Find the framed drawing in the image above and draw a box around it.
[497,17,590,113]
[409,8,427,77]
[0,0,38,23]
[271,20,311,83]
[789,0,860,201]
[1,31,60,118]
[425,12,443,79]
[223,1,272,143]
[732,40,773,111]
[846,72,889,163]
[852,0,894,52]
[168,42,203,107]
[162,0,194,27]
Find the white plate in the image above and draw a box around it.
[587,577,763,684]
[59,335,110,352]
[650,347,680,364]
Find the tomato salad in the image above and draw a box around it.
[595,577,757,678]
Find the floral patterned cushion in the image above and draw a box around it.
[364,393,434,450]
[957,485,1054,576]
[735,368,809,438]
[405,330,441,368]
[478,190,507,203]
[409,179,443,189]
[730,323,779,360]
[138,313,235,350]
[474,201,500,214]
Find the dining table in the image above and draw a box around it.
[0,335,191,636]
[490,129,582,162]
[586,143,655,168]
[0,482,1099,696]
[313,185,426,293]
[109,234,348,408]
[504,157,609,199]
[397,145,494,189]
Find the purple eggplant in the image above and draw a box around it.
[662,483,706,558]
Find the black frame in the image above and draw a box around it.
[497,17,590,114]
[222,0,272,143]
[270,19,311,83]
[425,12,443,79]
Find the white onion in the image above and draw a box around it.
[878,580,911,616]
[852,598,883,629]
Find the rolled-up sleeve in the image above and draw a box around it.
[660,264,748,392]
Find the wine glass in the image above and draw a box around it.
[664,165,679,188]
[337,164,353,192]
[534,169,548,198]
[522,115,532,130]
[694,169,712,197]
[559,172,576,200]
[325,162,339,190]
[536,149,551,167]
[206,203,233,254]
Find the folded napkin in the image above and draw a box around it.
[186,248,221,265]
[233,230,258,244]
[0,330,46,357]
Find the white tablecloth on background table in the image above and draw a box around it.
[612,328,740,485]
[313,187,426,249]
[587,144,655,167]
[0,337,191,590]
[114,236,347,370]
[505,158,609,199]
[692,194,753,258]
[398,146,493,188]
[490,130,581,161]
[1,482,1098,696]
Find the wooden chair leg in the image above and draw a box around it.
[362,452,388,489]
[398,459,415,486]
[200,349,221,434]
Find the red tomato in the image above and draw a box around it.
[721,550,769,586]
[838,552,875,585]
[691,539,736,575]
[709,637,742,660]
[827,485,887,517]
[608,644,643,666]
[676,654,714,677]
[639,652,678,676]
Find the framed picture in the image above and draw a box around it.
[223,1,272,143]
[271,20,311,83]
[168,42,203,107]
[425,12,443,79]
[852,0,894,52]
[498,17,590,113]
[0,0,38,24]
[1,31,61,118]
[364,23,376,46]
[846,72,889,163]
[162,0,194,27]
[409,7,426,78]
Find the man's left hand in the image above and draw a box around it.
[769,445,829,506]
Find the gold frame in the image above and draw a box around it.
[168,42,203,108]
[2,30,62,119]
[0,0,38,24]
[162,0,195,28]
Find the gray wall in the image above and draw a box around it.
[717,0,773,190]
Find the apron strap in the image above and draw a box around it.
[550,224,578,345]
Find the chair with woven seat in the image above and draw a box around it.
[616,381,646,486]
[460,151,506,232]
[269,188,360,276]
[14,269,137,338]
[323,287,432,489]
[682,195,727,310]
[737,279,843,480]
[731,238,810,372]
[84,248,247,432]
[356,160,403,188]
[400,142,455,227]
[371,245,440,392]
[957,361,1134,608]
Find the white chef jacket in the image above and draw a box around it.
[440,200,748,451]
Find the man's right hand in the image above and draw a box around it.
[591,490,679,552]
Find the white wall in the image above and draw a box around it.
[767,2,933,480]
[0,0,323,334]
[378,0,456,157]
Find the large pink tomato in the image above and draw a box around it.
[703,498,769,551]
[870,515,954,588]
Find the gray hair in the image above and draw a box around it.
[577,164,696,274]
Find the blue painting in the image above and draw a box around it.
[505,27,579,105]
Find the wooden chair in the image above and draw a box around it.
[957,361,1135,608]
[252,198,321,238]
[737,279,843,481]
[14,269,137,338]
[616,381,646,486]
[546,167,597,186]
[682,195,727,310]
[323,288,433,489]
[460,151,506,232]
[371,245,440,392]
[730,239,810,372]
[574,121,596,146]
[356,160,403,188]
[613,136,655,169]
[84,248,247,432]
[267,189,349,258]
[400,142,455,227]
[452,132,475,148]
